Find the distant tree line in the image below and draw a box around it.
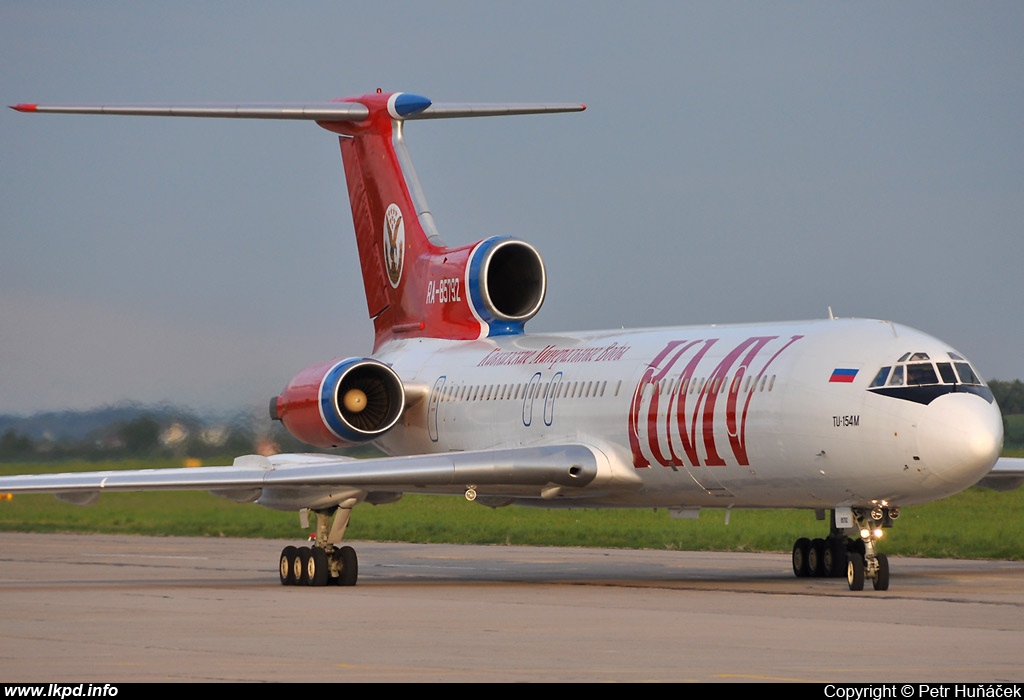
[0,411,309,462]
[991,380,1024,449]
[989,379,1024,415]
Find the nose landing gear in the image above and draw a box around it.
[791,506,894,591]
[846,507,893,591]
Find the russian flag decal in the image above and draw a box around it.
[829,368,858,383]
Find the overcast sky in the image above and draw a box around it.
[2,2,1021,416]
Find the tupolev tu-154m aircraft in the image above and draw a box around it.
[5,91,1023,591]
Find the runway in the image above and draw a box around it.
[1,533,1022,682]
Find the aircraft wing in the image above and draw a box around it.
[973,457,1024,492]
[0,444,607,508]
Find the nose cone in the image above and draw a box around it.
[917,393,1003,487]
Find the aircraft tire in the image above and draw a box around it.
[872,553,890,591]
[295,546,312,585]
[792,538,811,577]
[308,547,329,586]
[279,546,298,585]
[808,538,826,577]
[338,545,358,587]
[823,539,847,578]
[847,552,865,591]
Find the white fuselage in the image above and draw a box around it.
[375,318,1003,510]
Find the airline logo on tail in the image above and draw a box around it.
[383,203,405,288]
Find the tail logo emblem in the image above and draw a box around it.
[383,203,405,288]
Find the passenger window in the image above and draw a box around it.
[869,367,890,388]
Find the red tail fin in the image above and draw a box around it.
[318,92,580,349]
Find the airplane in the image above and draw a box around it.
[5,90,1023,591]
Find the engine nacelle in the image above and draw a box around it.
[271,358,405,448]
[466,237,546,333]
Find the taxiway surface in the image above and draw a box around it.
[1,533,1021,682]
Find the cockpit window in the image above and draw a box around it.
[870,351,986,390]
[868,351,992,404]
[954,362,982,385]
[936,362,957,384]
[869,367,890,388]
[906,362,938,386]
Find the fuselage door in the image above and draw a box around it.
[428,375,446,442]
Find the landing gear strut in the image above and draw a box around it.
[791,506,894,591]
[278,506,358,587]
[846,507,894,591]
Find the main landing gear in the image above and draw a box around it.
[791,506,896,591]
[278,506,358,587]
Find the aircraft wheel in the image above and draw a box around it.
[792,538,811,577]
[308,547,329,587]
[808,538,826,577]
[823,540,847,578]
[279,545,298,585]
[338,545,358,587]
[872,553,890,591]
[847,552,865,591]
[295,546,311,585]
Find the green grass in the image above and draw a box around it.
[1,458,1022,560]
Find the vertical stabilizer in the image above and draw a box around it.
[318,92,582,349]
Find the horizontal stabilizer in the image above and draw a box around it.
[410,102,585,119]
[10,103,373,120]
[11,98,584,122]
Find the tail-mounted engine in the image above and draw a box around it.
[271,358,405,448]
[466,237,546,334]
